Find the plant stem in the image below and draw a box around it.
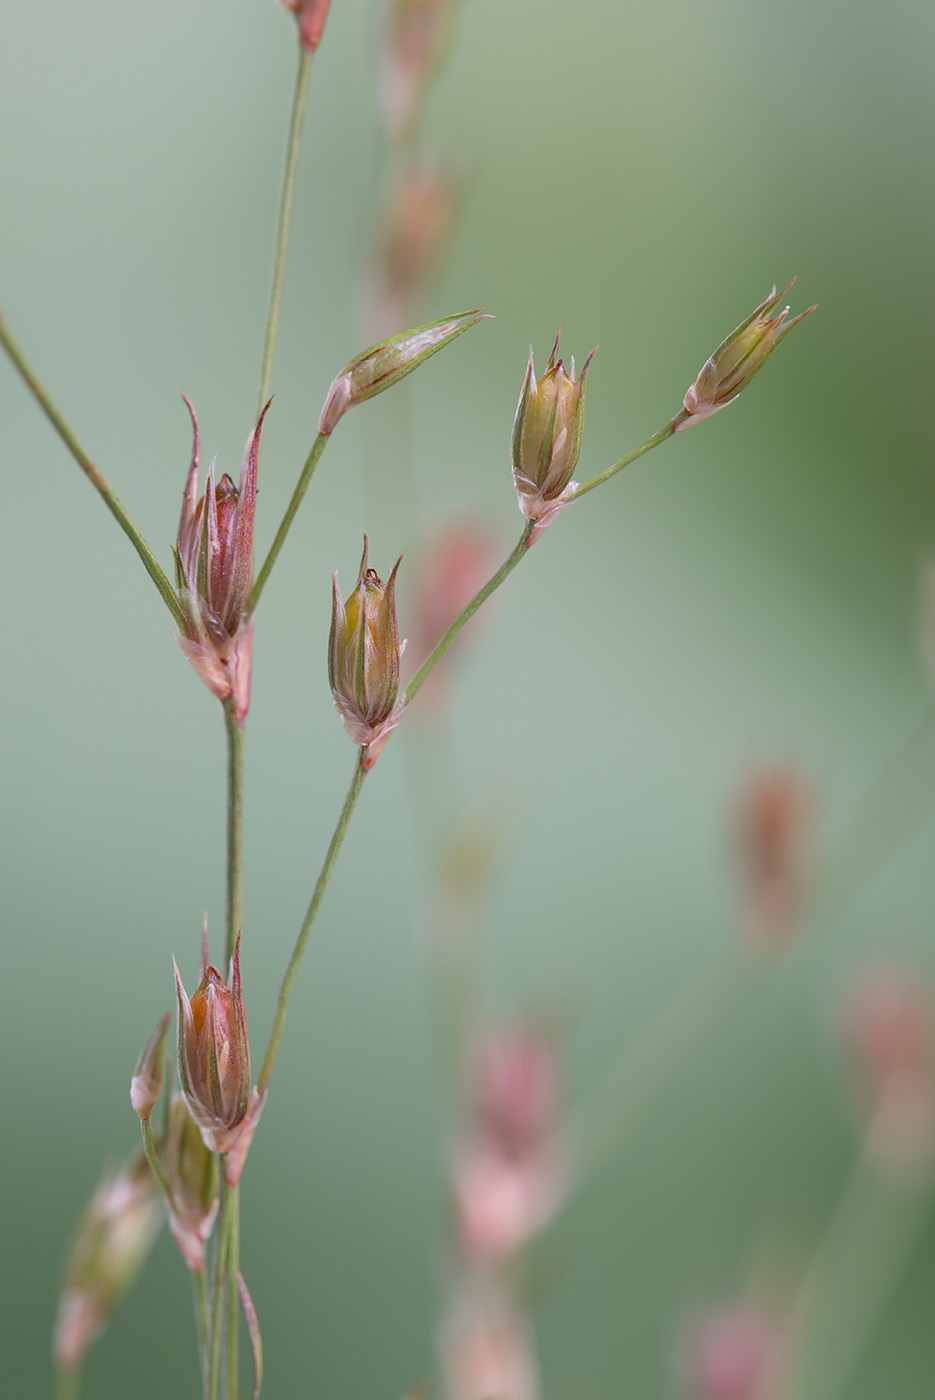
[207,1179,236,1400]
[571,417,681,501]
[402,521,535,707]
[0,314,187,631]
[248,432,328,614]
[225,1187,241,1400]
[223,701,246,969]
[139,1116,174,1200]
[53,1365,80,1400]
[194,1268,210,1380]
[256,49,314,420]
[258,749,367,1094]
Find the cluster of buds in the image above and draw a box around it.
[511,332,595,540]
[680,1302,785,1400]
[53,1152,162,1375]
[329,536,404,766]
[319,309,486,436]
[173,398,270,723]
[677,280,816,431]
[277,0,332,52]
[734,768,812,948]
[842,964,935,1175]
[174,931,253,1158]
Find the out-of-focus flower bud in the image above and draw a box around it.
[318,309,487,436]
[843,964,935,1174]
[372,164,458,337]
[329,536,403,763]
[380,0,454,136]
[468,1026,558,1154]
[53,1152,162,1375]
[172,398,271,723]
[130,1012,170,1122]
[735,768,811,948]
[681,1303,784,1400]
[174,931,252,1155]
[441,1280,539,1400]
[511,332,595,538]
[676,281,816,431]
[278,0,332,52]
[162,1096,220,1273]
[410,521,493,715]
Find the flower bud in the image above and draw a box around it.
[511,332,595,535]
[54,1151,162,1374]
[372,164,458,336]
[441,1280,539,1400]
[676,281,816,431]
[329,536,403,760]
[174,931,252,1155]
[318,309,488,436]
[173,398,271,722]
[162,1096,220,1273]
[681,1303,784,1400]
[735,768,811,948]
[130,1011,170,1122]
[278,0,332,52]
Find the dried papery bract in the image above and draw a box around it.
[735,768,811,948]
[843,964,935,1175]
[174,931,252,1155]
[54,1151,162,1375]
[278,0,332,52]
[130,1011,170,1122]
[511,332,595,541]
[162,1096,221,1273]
[681,1303,784,1400]
[329,536,404,767]
[676,280,816,431]
[173,398,271,723]
[318,309,488,436]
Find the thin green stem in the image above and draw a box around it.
[194,1268,210,1380]
[223,701,246,969]
[53,1365,80,1400]
[248,432,328,614]
[571,417,682,501]
[225,1187,241,1400]
[256,49,314,419]
[207,1179,236,1400]
[139,1116,174,1200]
[0,314,187,631]
[258,750,367,1094]
[403,521,535,707]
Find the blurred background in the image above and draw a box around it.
[3,0,935,1396]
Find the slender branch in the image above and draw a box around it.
[258,750,367,1094]
[223,701,246,969]
[0,314,187,631]
[571,416,682,501]
[139,1117,174,1201]
[225,1187,241,1400]
[402,520,535,707]
[248,432,328,614]
[256,49,314,419]
[207,1180,236,1400]
[53,1364,80,1400]
[193,1269,210,1382]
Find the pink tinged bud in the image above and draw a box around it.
[682,1305,784,1400]
[468,1026,558,1153]
[318,309,489,436]
[278,0,332,52]
[380,0,453,136]
[54,1152,162,1373]
[173,397,270,721]
[411,521,493,714]
[162,1097,220,1273]
[130,1011,170,1121]
[372,165,458,336]
[452,1142,564,1262]
[677,280,817,431]
[441,1282,540,1400]
[735,768,811,948]
[843,965,935,1173]
[329,536,404,753]
[511,332,595,535]
[174,932,252,1155]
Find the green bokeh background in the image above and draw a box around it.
[3,0,935,1395]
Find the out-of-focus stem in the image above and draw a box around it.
[571,417,682,501]
[258,750,367,1094]
[53,1364,80,1400]
[256,50,314,420]
[0,315,187,630]
[403,521,534,707]
[223,701,245,969]
[248,433,328,614]
[139,1117,174,1200]
[194,1269,210,1380]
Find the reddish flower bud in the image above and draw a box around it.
[511,332,595,537]
[130,1011,170,1122]
[318,309,488,436]
[410,521,493,715]
[174,931,252,1155]
[278,0,332,53]
[329,536,403,763]
[173,398,271,722]
[54,1151,162,1374]
[161,1096,220,1273]
[677,281,816,431]
[735,768,811,948]
[681,1304,784,1400]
